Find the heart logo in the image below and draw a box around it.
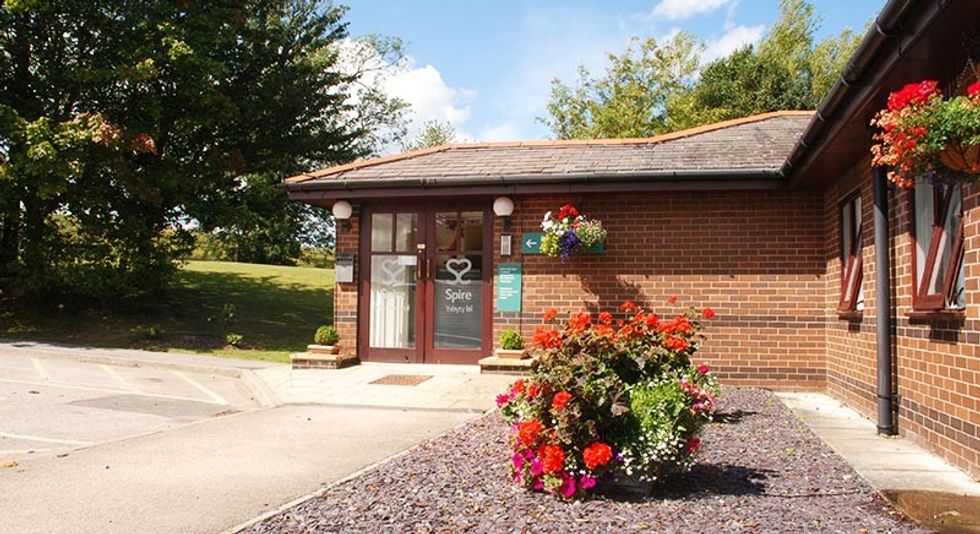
[380,258,406,286]
[444,257,473,285]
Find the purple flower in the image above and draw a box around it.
[558,229,581,261]
[496,394,510,407]
[529,458,543,476]
[512,471,522,484]
[533,477,544,491]
[579,474,597,490]
[559,473,577,498]
[523,449,535,460]
[511,453,524,469]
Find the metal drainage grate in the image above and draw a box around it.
[369,374,433,386]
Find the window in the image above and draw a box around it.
[912,182,966,311]
[839,193,864,311]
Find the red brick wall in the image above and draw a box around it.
[490,191,827,389]
[333,202,360,356]
[824,160,980,478]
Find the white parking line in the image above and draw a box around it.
[0,431,93,446]
[0,378,226,405]
[98,364,142,393]
[31,358,49,381]
[171,371,229,405]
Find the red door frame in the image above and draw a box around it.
[358,201,493,364]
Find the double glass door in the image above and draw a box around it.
[361,205,490,364]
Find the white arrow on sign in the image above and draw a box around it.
[525,238,538,248]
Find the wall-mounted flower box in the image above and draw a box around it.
[539,204,607,261]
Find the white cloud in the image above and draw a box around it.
[702,23,765,62]
[337,39,475,148]
[384,61,474,136]
[651,0,730,21]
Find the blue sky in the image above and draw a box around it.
[344,0,886,143]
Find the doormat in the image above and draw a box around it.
[369,374,433,386]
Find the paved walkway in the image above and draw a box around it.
[256,362,515,412]
[778,392,980,530]
[0,404,473,534]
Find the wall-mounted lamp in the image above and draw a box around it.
[493,196,515,231]
[332,200,353,232]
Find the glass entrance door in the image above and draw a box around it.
[362,205,491,364]
[425,209,490,363]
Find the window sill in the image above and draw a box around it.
[907,309,966,323]
[837,309,864,321]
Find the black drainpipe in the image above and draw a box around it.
[873,166,896,435]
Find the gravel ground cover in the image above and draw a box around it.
[247,387,926,533]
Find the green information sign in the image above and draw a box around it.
[521,232,544,254]
[520,232,605,255]
[497,263,522,313]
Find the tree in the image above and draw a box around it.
[539,0,863,138]
[540,33,702,139]
[403,120,458,151]
[0,1,403,296]
[677,0,862,127]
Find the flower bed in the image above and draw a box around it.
[497,299,719,499]
[871,79,980,188]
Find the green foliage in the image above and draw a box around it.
[314,325,339,345]
[541,33,702,139]
[0,1,405,297]
[403,120,457,151]
[225,332,244,348]
[499,329,524,350]
[540,0,864,138]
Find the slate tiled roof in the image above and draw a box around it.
[285,111,814,189]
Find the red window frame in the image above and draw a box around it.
[910,183,965,311]
[838,192,864,311]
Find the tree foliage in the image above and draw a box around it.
[540,0,864,139]
[403,120,458,151]
[0,1,404,296]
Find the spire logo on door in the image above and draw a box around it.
[444,257,472,285]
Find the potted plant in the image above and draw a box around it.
[495,329,527,359]
[308,325,340,355]
[496,300,719,499]
[871,79,980,187]
[540,203,607,261]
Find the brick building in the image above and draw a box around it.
[284,2,980,478]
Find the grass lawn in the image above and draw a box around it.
[0,261,334,363]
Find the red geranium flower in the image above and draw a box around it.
[568,312,591,333]
[969,80,980,99]
[887,80,940,111]
[511,379,525,395]
[543,308,558,322]
[598,311,613,325]
[532,327,562,349]
[665,336,689,352]
[557,204,579,220]
[539,444,566,474]
[619,300,635,312]
[702,307,716,319]
[528,383,539,398]
[551,391,572,411]
[582,442,613,470]
[666,295,678,304]
[518,419,543,446]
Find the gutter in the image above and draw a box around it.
[283,168,784,192]
[873,166,896,436]
[781,0,948,186]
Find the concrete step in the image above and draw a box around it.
[290,352,359,370]
[478,355,537,375]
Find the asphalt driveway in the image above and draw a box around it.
[0,345,478,534]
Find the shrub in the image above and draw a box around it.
[314,325,340,346]
[500,329,524,350]
[497,299,719,499]
[225,332,244,348]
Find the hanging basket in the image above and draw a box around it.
[938,143,980,175]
